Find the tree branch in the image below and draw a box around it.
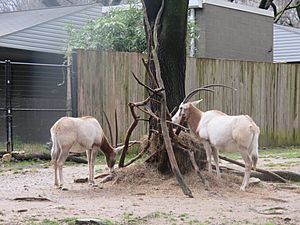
[219,155,287,183]
[274,0,294,23]
[131,72,163,96]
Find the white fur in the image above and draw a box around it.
[50,116,116,188]
[172,101,260,191]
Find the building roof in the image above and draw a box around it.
[189,0,273,17]
[273,24,300,62]
[0,3,103,54]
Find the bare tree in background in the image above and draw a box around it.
[0,0,124,12]
[229,0,300,27]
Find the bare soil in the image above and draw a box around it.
[0,157,300,225]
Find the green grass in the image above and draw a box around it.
[264,160,300,168]
[0,140,49,154]
[223,147,300,160]
[0,141,143,175]
[0,160,49,174]
[26,218,60,225]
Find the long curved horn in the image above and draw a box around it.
[183,87,215,103]
[103,111,113,145]
[114,109,118,148]
[201,84,237,91]
[183,84,237,103]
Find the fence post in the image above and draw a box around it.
[5,60,13,153]
[71,51,78,117]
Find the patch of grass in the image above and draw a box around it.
[0,142,50,173]
[120,212,146,225]
[119,211,174,225]
[259,147,300,159]
[26,218,60,225]
[187,219,202,225]
[56,205,66,210]
[13,142,49,155]
[0,140,141,170]
[59,217,77,225]
[1,160,42,174]
[264,160,300,168]
[25,217,39,225]
[223,147,300,160]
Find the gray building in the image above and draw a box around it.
[0,3,102,58]
[0,3,103,144]
[190,0,274,62]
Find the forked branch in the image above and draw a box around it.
[118,98,149,168]
[219,155,287,183]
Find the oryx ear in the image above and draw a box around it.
[191,99,203,106]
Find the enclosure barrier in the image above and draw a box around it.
[76,50,300,147]
[0,60,75,152]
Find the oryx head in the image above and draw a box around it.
[171,84,236,125]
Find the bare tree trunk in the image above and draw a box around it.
[144,0,187,111]
[142,0,202,178]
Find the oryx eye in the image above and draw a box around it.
[179,106,184,115]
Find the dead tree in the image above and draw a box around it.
[113,0,290,196]
[117,0,210,198]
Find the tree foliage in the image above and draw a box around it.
[66,5,147,54]
[67,5,197,56]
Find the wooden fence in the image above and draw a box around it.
[77,50,300,147]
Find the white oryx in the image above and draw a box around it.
[172,85,260,191]
[50,116,122,188]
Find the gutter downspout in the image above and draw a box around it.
[189,8,196,57]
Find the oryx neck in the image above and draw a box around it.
[187,105,202,133]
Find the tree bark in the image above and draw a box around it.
[144,0,187,111]
[142,0,203,179]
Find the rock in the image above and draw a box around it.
[75,218,106,225]
[249,177,261,185]
[1,153,12,162]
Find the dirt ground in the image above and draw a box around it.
[0,157,300,225]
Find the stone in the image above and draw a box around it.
[249,177,261,185]
[1,153,12,162]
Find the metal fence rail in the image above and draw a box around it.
[0,60,76,152]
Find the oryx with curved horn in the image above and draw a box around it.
[50,116,124,188]
[172,84,260,191]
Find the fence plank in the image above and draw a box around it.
[77,50,300,147]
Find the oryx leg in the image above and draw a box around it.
[202,140,213,173]
[239,146,252,191]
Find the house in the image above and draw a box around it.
[0,3,103,62]
[189,0,274,62]
[0,3,103,145]
[273,24,300,63]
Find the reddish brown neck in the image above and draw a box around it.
[100,135,116,168]
[187,105,202,134]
